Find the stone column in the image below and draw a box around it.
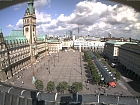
[0,71,7,82]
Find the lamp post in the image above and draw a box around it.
[45,40,47,56]
[58,52,59,62]
[48,59,50,74]
[54,55,55,67]
[79,43,82,75]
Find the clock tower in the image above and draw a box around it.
[23,0,36,44]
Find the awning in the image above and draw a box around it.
[108,82,116,87]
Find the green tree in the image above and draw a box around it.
[35,79,44,91]
[115,72,121,80]
[93,74,101,84]
[93,51,100,59]
[46,81,55,93]
[71,82,83,93]
[57,81,68,94]
[84,51,90,61]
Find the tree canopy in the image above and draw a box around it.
[35,79,44,91]
[71,82,83,93]
[57,81,68,94]
[46,81,55,93]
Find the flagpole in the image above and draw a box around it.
[78,25,79,36]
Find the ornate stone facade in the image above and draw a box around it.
[0,1,47,82]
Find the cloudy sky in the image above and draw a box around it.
[0,0,140,39]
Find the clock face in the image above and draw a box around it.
[26,27,28,31]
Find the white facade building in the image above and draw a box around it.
[74,37,105,51]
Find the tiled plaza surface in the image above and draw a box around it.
[5,50,133,95]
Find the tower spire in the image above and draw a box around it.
[23,0,36,43]
[27,0,34,15]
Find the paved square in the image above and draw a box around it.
[5,50,133,95]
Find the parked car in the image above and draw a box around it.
[111,63,116,68]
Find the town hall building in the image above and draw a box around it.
[0,0,47,82]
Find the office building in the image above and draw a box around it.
[118,43,140,79]
[103,40,135,63]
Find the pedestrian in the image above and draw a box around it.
[104,88,106,93]
[86,83,87,87]
[22,81,24,84]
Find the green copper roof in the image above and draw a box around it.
[9,30,23,36]
[4,36,27,44]
[28,0,34,15]
[47,39,59,42]
[0,29,2,33]
[36,35,46,41]
[106,40,137,45]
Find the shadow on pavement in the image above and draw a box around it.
[60,94,82,105]
[85,74,91,78]
[85,70,89,73]
[30,91,37,105]
[83,64,88,67]
[127,81,140,94]
[117,66,140,94]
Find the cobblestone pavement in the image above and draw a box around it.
[5,50,132,96]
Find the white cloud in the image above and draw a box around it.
[12,2,26,10]
[124,27,130,30]
[35,10,51,25]
[15,1,140,39]
[132,23,140,30]
[34,0,51,10]
[6,24,13,28]
[16,19,23,29]
[14,8,19,10]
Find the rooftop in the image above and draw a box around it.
[4,36,28,44]
[120,43,140,52]
[47,39,59,43]
[36,35,46,41]
[27,0,34,15]
[106,40,136,45]
[9,30,23,36]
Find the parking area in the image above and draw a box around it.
[5,50,133,95]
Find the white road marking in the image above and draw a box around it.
[121,76,132,82]
[117,80,128,90]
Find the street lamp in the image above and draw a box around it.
[48,59,50,74]
[54,55,55,67]
[80,51,82,75]
[58,52,59,62]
